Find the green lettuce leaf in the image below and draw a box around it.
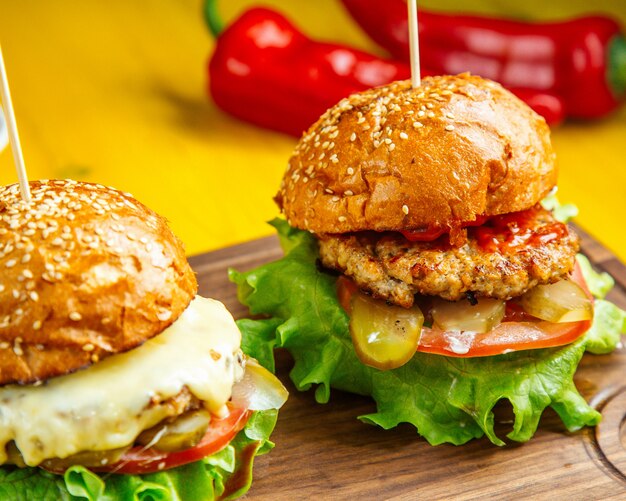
[0,409,277,501]
[231,219,626,446]
[576,254,615,299]
[541,192,579,223]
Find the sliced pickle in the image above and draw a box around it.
[350,292,423,370]
[431,297,505,333]
[136,409,211,452]
[517,279,593,323]
[38,445,130,470]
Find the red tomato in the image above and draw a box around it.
[337,276,358,314]
[90,406,251,475]
[417,318,590,357]
[337,261,592,358]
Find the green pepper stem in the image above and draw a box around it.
[608,35,626,98]
[204,0,224,38]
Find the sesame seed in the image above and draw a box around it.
[399,132,409,140]
[350,132,357,142]
[332,196,340,202]
[345,190,354,196]
[22,269,33,279]
[82,343,95,352]
[0,342,9,349]
[157,310,172,321]
[33,320,42,330]
[347,167,354,175]
[21,254,31,264]
[402,205,410,215]
[5,259,16,268]
[413,122,423,128]
[69,312,82,321]
[29,291,39,302]
[445,125,455,131]
[389,143,396,151]
[324,188,334,194]
[338,216,347,223]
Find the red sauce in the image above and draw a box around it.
[400,215,490,242]
[473,207,568,253]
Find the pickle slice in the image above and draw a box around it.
[517,279,593,323]
[350,292,423,370]
[431,297,505,333]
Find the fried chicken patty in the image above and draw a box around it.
[318,208,579,308]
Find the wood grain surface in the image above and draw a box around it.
[188,227,626,500]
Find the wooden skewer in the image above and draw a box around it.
[408,0,421,88]
[0,45,31,203]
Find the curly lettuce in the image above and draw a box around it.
[231,219,626,446]
[0,410,277,501]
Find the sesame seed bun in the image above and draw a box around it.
[276,74,556,233]
[0,180,197,385]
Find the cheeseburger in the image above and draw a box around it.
[0,180,287,498]
[232,74,625,445]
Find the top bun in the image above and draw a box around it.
[276,74,556,234]
[0,180,197,385]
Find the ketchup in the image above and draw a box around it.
[400,215,489,242]
[399,207,567,251]
[474,207,568,253]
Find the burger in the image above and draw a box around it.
[231,74,625,445]
[0,180,287,499]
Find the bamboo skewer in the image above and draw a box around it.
[408,0,421,88]
[0,45,31,203]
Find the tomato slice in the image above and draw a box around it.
[417,319,590,357]
[337,261,592,358]
[90,405,251,475]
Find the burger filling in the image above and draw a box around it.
[0,297,246,468]
[318,206,579,307]
[321,207,593,369]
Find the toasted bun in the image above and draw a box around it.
[0,180,197,385]
[276,74,556,233]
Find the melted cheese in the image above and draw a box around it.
[0,296,244,466]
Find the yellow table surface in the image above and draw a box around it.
[0,0,625,261]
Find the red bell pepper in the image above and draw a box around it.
[340,0,626,119]
[205,1,565,136]
[205,0,409,136]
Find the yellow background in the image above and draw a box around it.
[0,0,625,260]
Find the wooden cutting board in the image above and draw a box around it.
[188,228,626,500]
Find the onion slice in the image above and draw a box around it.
[517,279,593,323]
[231,357,288,411]
[431,297,506,334]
